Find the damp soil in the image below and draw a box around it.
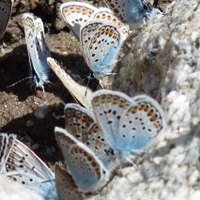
[0,0,170,166]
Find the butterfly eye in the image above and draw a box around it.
[142,1,152,12]
[143,4,148,10]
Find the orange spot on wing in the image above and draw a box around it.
[119,100,125,107]
[156,125,161,131]
[139,105,145,110]
[93,126,99,132]
[144,106,149,112]
[131,107,138,113]
[147,110,154,116]
[150,115,157,121]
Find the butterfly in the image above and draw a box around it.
[55,126,111,193]
[47,57,96,110]
[55,163,84,200]
[104,0,156,29]
[22,13,50,92]
[2,136,57,200]
[0,133,16,172]
[91,90,166,159]
[64,103,117,169]
[0,0,13,40]
[60,2,129,81]
[60,2,130,40]
[80,19,127,80]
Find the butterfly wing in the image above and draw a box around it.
[22,13,38,86]
[55,164,84,200]
[34,18,50,86]
[92,9,130,37]
[23,13,50,90]
[4,139,57,200]
[80,20,126,79]
[80,20,102,65]
[64,103,95,138]
[92,90,133,154]
[64,103,116,168]
[55,127,111,193]
[0,133,16,172]
[117,95,166,153]
[47,57,93,110]
[60,2,98,40]
[0,0,13,40]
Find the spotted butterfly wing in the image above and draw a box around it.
[0,0,13,40]
[55,126,111,193]
[60,2,98,40]
[55,164,84,200]
[92,9,130,37]
[92,90,166,158]
[22,13,50,91]
[47,57,95,110]
[64,103,116,169]
[92,89,133,148]
[116,94,166,152]
[0,133,16,172]
[80,20,127,80]
[4,139,57,200]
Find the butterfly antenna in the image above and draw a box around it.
[6,77,33,88]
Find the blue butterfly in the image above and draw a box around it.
[22,13,50,92]
[55,126,111,193]
[92,90,166,159]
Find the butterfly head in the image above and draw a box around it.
[141,0,158,20]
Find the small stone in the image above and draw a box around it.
[32,143,40,150]
[26,120,34,127]
[34,104,49,119]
